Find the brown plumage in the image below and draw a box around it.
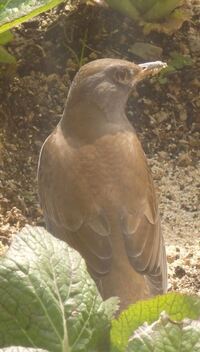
[38,58,167,310]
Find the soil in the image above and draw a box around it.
[0,2,199,294]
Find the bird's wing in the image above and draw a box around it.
[38,129,167,293]
[121,160,167,294]
[38,136,112,277]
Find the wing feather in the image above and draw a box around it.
[121,168,167,294]
[38,140,112,277]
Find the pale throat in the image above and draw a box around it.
[60,93,131,145]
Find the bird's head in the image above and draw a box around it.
[66,58,167,111]
[62,59,167,142]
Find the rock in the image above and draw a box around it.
[89,52,98,60]
[196,260,200,269]
[128,42,163,60]
[179,108,187,122]
[166,245,180,263]
[153,110,169,124]
[188,136,199,147]
[177,153,192,167]
[183,258,191,266]
[158,151,168,160]
[175,266,186,278]
[188,31,200,54]
[167,254,178,264]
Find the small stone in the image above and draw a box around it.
[185,252,193,258]
[158,151,168,160]
[179,109,187,121]
[167,246,179,263]
[153,111,169,124]
[175,266,186,278]
[177,153,192,167]
[195,260,200,269]
[167,254,179,264]
[188,136,199,147]
[128,42,163,60]
[188,32,200,54]
[0,223,10,233]
[183,258,191,266]
[89,52,98,60]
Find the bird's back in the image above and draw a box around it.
[38,124,167,310]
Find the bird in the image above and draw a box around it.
[38,58,168,311]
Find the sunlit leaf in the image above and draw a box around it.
[0,226,117,352]
[0,0,66,34]
[111,293,200,352]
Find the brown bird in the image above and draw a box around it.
[38,58,167,310]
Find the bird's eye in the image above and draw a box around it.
[113,67,132,85]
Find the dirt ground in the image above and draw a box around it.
[0,2,199,295]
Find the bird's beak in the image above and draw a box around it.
[138,61,167,79]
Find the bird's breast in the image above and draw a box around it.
[60,130,149,211]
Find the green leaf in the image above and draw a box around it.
[143,0,181,21]
[169,52,193,70]
[127,312,200,352]
[106,0,182,21]
[111,293,200,352]
[0,226,115,352]
[128,42,163,60]
[0,348,49,352]
[0,30,14,45]
[131,0,157,14]
[105,0,140,21]
[0,0,66,34]
[0,45,16,63]
[105,0,188,34]
[142,7,190,35]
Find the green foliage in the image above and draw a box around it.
[0,0,70,72]
[0,226,118,352]
[111,293,200,351]
[0,226,200,352]
[106,0,181,21]
[158,52,193,84]
[0,45,16,64]
[0,349,48,352]
[105,0,188,33]
[0,30,14,45]
[106,0,140,21]
[0,30,16,65]
[127,313,200,352]
[0,0,66,34]
[0,1,68,73]
[140,0,181,21]
[169,51,193,70]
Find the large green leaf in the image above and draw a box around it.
[142,0,181,21]
[111,293,200,352]
[0,226,117,352]
[0,0,66,33]
[127,313,200,352]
